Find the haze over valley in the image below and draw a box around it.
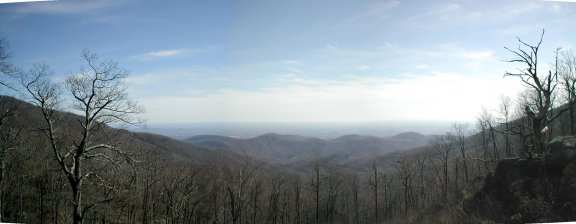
[132,121,450,139]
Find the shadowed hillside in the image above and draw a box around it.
[0,95,227,164]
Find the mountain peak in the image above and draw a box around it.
[255,133,314,142]
[391,131,426,141]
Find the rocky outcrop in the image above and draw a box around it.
[545,136,576,171]
[464,136,576,223]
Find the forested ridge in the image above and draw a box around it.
[1,32,576,224]
[185,131,429,166]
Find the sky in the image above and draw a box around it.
[0,0,575,124]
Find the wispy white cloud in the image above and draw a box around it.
[493,25,537,36]
[126,67,234,96]
[404,2,461,23]
[136,73,525,123]
[356,65,371,71]
[319,44,382,59]
[11,0,130,14]
[83,15,120,23]
[543,0,576,2]
[132,46,219,61]
[461,49,494,60]
[282,60,303,66]
[187,46,220,55]
[339,0,400,30]
[425,2,461,17]
[132,49,188,61]
[405,44,495,63]
[415,64,430,69]
[0,0,55,4]
[322,42,494,61]
[285,67,304,74]
[505,2,544,17]
[125,73,160,86]
[315,42,496,75]
[354,0,400,19]
[399,1,550,30]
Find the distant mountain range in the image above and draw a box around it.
[130,121,450,139]
[1,95,433,174]
[185,131,430,164]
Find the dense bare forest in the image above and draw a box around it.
[1,31,576,224]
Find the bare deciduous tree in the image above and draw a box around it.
[431,134,456,199]
[22,49,143,224]
[0,38,15,89]
[396,157,414,215]
[225,160,261,224]
[309,161,321,224]
[559,50,576,135]
[323,168,342,223]
[479,108,500,160]
[504,30,564,154]
[265,169,286,224]
[498,95,514,157]
[452,122,469,184]
[0,102,19,222]
[0,37,18,222]
[292,176,302,224]
[368,159,380,223]
[415,153,428,208]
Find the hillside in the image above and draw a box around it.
[0,95,225,164]
[186,131,430,164]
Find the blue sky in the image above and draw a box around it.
[1,0,575,123]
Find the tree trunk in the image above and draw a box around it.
[533,117,544,155]
[142,187,149,224]
[38,181,45,224]
[443,155,449,199]
[505,121,511,157]
[490,127,499,160]
[352,181,359,224]
[72,183,82,224]
[570,104,575,135]
[0,154,4,223]
[294,180,300,224]
[312,163,320,224]
[403,179,409,214]
[371,163,378,224]
[459,141,469,184]
[315,174,319,224]
[72,152,83,224]
[227,187,239,224]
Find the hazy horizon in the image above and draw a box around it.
[131,120,454,139]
